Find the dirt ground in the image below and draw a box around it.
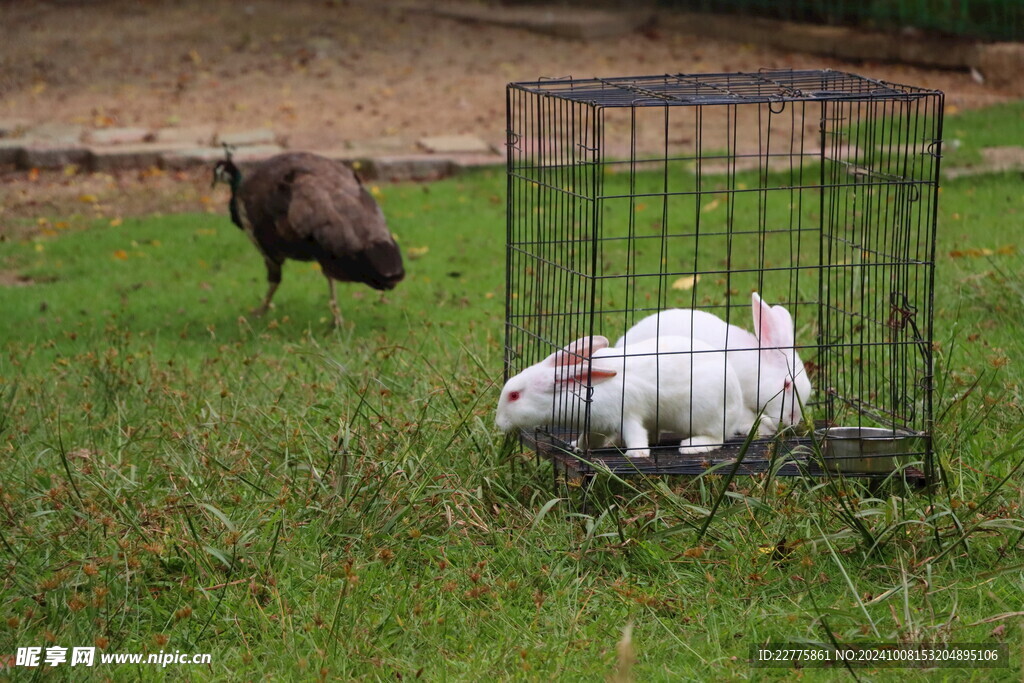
[0,0,1017,229]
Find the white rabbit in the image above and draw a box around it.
[495,335,756,457]
[614,292,813,433]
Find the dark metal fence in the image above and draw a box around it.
[666,0,1021,42]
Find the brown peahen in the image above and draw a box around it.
[213,150,404,325]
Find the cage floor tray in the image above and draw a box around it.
[522,430,928,485]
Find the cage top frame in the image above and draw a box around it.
[508,69,943,107]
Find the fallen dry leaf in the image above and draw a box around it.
[671,274,700,290]
[949,246,1015,259]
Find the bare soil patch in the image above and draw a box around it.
[0,270,38,286]
[0,166,219,240]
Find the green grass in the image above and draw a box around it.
[942,100,1024,166]
[1,152,1023,679]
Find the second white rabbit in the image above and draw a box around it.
[615,292,813,433]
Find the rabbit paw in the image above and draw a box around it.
[678,436,720,455]
[625,448,651,458]
[756,418,779,437]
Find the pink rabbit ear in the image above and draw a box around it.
[555,360,618,384]
[751,292,771,343]
[539,339,583,366]
[751,292,794,349]
[770,304,794,347]
[552,335,609,366]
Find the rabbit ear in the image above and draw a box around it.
[549,336,616,383]
[549,336,609,366]
[555,362,618,384]
[751,292,794,349]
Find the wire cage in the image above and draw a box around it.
[504,69,943,483]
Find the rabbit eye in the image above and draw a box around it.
[784,379,793,390]
[508,391,521,402]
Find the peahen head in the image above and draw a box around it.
[211,144,241,190]
[212,145,244,230]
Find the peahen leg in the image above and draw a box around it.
[326,277,342,327]
[252,258,282,317]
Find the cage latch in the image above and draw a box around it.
[889,292,931,365]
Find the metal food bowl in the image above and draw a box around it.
[814,427,923,474]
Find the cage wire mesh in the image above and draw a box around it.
[504,69,943,481]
